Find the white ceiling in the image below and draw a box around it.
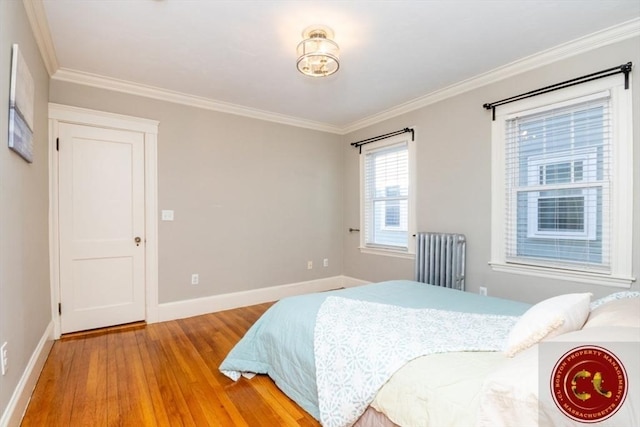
[39,0,640,132]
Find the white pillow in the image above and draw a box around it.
[584,297,640,329]
[590,291,640,310]
[504,293,592,357]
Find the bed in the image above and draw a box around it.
[219,280,640,426]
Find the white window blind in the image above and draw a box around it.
[504,92,611,272]
[363,141,409,250]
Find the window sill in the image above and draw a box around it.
[359,246,415,260]
[489,261,635,288]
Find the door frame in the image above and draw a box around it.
[48,103,159,339]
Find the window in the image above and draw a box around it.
[510,97,607,266]
[360,135,415,257]
[524,131,599,241]
[384,186,401,228]
[491,76,633,287]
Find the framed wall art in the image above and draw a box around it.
[8,44,35,163]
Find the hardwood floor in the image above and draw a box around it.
[22,303,321,426]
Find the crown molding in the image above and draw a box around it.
[22,0,58,76]
[27,3,638,135]
[342,17,640,134]
[51,68,343,134]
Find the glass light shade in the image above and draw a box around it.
[296,27,339,77]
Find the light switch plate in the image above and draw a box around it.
[161,210,174,221]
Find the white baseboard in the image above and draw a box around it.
[341,276,371,288]
[156,275,367,322]
[0,321,55,427]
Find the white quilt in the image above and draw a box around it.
[314,296,520,427]
[371,352,506,427]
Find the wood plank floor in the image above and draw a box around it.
[22,303,321,426]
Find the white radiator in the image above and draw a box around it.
[415,232,466,291]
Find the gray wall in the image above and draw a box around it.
[48,83,344,303]
[0,0,52,419]
[343,36,640,304]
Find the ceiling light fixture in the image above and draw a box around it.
[296,25,339,77]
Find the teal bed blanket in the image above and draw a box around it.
[219,280,530,421]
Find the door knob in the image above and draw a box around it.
[135,236,142,246]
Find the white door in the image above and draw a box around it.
[58,122,146,334]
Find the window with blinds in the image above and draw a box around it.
[505,92,610,271]
[360,136,414,254]
[490,74,633,286]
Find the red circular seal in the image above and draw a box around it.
[551,345,627,423]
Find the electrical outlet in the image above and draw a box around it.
[1,342,7,376]
[479,286,488,296]
[191,273,199,285]
[323,258,329,267]
[307,261,313,270]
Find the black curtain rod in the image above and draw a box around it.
[351,127,414,153]
[483,62,632,120]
